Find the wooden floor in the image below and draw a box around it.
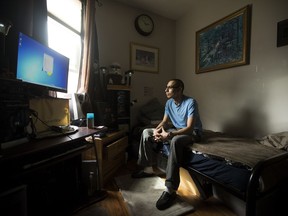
[74,160,237,216]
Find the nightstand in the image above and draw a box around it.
[83,130,128,187]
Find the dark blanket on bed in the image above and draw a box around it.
[186,153,251,192]
[190,131,285,169]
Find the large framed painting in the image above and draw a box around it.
[277,19,288,47]
[196,5,252,74]
[130,43,159,73]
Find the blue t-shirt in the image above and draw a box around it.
[164,95,202,134]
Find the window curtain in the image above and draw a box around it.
[78,0,103,112]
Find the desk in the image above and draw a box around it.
[0,127,104,216]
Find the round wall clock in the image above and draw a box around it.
[134,14,154,36]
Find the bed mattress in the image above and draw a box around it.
[190,131,284,169]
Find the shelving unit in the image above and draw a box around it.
[106,85,131,133]
[107,84,130,91]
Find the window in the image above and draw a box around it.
[47,0,82,94]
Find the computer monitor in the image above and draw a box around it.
[16,32,69,93]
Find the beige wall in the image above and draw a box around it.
[176,0,288,136]
[97,0,288,136]
[96,0,176,127]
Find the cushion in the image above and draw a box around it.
[140,98,163,113]
[257,131,288,151]
[139,98,164,121]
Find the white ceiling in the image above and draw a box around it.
[110,0,196,20]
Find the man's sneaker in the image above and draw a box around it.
[156,191,177,210]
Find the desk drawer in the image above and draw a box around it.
[104,136,128,160]
[103,153,125,181]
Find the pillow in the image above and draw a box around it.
[258,131,288,151]
[140,98,163,114]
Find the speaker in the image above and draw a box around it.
[0,108,31,147]
[0,78,30,145]
[94,101,118,130]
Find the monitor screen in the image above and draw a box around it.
[16,32,69,93]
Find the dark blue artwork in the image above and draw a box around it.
[199,15,243,69]
[196,5,251,73]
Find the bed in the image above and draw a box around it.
[131,99,288,215]
[160,130,288,216]
[137,125,288,216]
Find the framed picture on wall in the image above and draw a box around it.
[196,5,252,74]
[130,43,159,73]
[277,19,288,47]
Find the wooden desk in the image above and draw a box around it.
[0,127,100,216]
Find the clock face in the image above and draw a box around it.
[135,14,154,36]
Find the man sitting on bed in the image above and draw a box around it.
[132,78,203,210]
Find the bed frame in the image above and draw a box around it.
[184,151,288,216]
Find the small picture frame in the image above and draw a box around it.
[130,43,159,73]
[277,19,288,47]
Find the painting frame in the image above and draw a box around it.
[130,42,159,73]
[196,5,252,74]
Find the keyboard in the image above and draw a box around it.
[35,125,79,139]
